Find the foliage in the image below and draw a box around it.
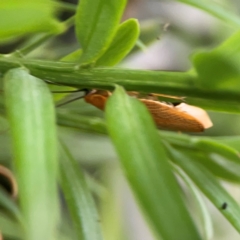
[1,0,240,240]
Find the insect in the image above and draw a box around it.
[221,202,227,210]
[84,89,213,132]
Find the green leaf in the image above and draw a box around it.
[4,68,59,240]
[162,132,240,168]
[167,144,240,233]
[176,147,240,183]
[211,136,240,152]
[95,19,139,67]
[192,138,240,165]
[177,0,240,28]
[99,168,124,240]
[59,141,103,240]
[0,0,63,40]
[130,20,162,54]
[0,187,22,222]
[193,30,240,90]
[165,133,240,169]
[57,113,240,183]
[75,0,127,65]
[105,86,201,240]
[173,164,213,240]
[49,50,82,102]
[0,212,23,238]
[192,139,240,182]
[161,132,240,182]
[61,49,82,62]
[57,111,107,135]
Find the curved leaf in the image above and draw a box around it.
[0,212,23,238]
[167,144,240,233]
[173,164,213,240]
[57,111,106,134]
[177,0,240,28]
[162,133,240,182]
[0,0,63,40]
[95,19,139,67]
[75,0,127,64]
[60,141,103,240]
[211,136,240,152]
[0,187,22,222]
[4,68,59,240]
[193,30,240,90]
[175,147,240,183]
[105,86,201,240]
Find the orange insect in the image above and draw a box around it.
[84,90,212,132]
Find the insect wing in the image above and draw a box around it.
[175,103,213,129]
[84,90,212,133]
[140,99,205,132]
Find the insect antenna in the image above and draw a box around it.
[45,80,92,106]
[55,88,91,107]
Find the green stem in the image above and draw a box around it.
[0,56,240,112]
[13,34,53,57]
[54,2,77,12]
[63,15,76,28]
[11,16,75,57]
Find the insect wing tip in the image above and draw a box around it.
[176,103,213,129]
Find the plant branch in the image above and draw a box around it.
[54,2,77,12]
[11,16,75,57]
[0,56,240,112]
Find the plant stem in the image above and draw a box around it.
[54,2,77,12]
[11,16,75,57]
[0,56,240,112]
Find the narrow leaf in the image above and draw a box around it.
[193,30,240,90]
[75,0,127,64]
[105,86,201,240]
[0,187,22,222]
[60,141,103,240]
[0,0,63,40]
[57,111,107,135]
[0,212,23,238]
[162,133,240,182]
[211,136,240,152]
[177,0,240,28]
[56,114,240,183]
[187,149,240,183]
[162,132,240,166]
[61,49,82,62]
[4,68,59,240]
[173,164,213,240]
[192,138,240,165]
[167,145,240,233]
[95,19,139,66]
